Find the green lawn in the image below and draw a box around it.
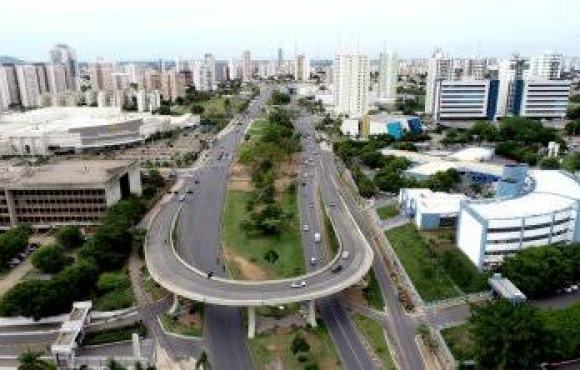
[222,189,305,280]
[376,204,399,220]
[386,224,459,301]
[172,95,248,116]
[363,270,385,310]
[92,270,135,311]
[159,313,202,337]
[83,323,147,346]
[353,315,396,369]
[249,324,342,370]
[322,200,340,256]
[441,324,475,363]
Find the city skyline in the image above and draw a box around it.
[1,0,579,61]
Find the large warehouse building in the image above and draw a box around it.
[0,160,141,229]
[457,169,580,269]
[0,107,199,156]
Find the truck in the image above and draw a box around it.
[314,232,321,243]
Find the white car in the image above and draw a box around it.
[291,282,301,288]
[300,281,306,287]
[303,224,310,232]
[341,251,350,260]
[310,257,317,265]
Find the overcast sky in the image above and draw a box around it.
[1,0,579,62]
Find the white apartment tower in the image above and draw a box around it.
[529,51,562,80]
[333,53,370,117]
[15,65,42,108]
[378,51,398,102]
[294,54,310,82]
[0,65,21,108]
[242,50,253,82]
[228,58,237,80]
[46,64,68,94]
[425,50,454,114]
[49,44,78,91]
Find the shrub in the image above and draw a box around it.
[31,244,73,274]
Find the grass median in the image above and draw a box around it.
[222,188,305,280]
[353,314,396,369]
[249,323,342,370]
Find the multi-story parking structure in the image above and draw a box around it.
[0,160,141,229]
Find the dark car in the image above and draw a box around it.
[331,264,343,273]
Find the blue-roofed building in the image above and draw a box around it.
[362,114,423,140]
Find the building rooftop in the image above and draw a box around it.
[0,160,135,188]
[382,148,503,176]
[448,147,494,162]
[402,188,467,215]
[0,107,153,137]
[467,170,580,220]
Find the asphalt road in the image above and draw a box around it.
[294,113,378,370]
[323,153,427,370]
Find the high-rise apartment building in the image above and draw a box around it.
[15,65,42,108]
[333,53,370,117]
[242,50,253,81]
[0,65,21,108]
[528,51,562,80]
[88,61,115,91]
[49,44,78,91]
[227,58,237,80]
[378,51,398,102]
[425,50,454,114]
[294,54,310,82]
[46,64,68,94]
[466,58,488,79]
[161,71,185,101]
[277,48,284,72]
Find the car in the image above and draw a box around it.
[572,284,579,291]
[314,233,321,243]
[301,181,307,186]
[341,251,350,260]
[173,191,179,194]
[186,190,194,194]
[300,281,306,287]
[207,271,214,279]
[331,264,343,273]
[330,203,336,207]
[303,224,310,232]
[291,282,301,288]
[194,179,200,184]
[310,257,317,265]
[565,287,573,293]
[179,194,186,202]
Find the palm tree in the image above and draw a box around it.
[18,350,56,370]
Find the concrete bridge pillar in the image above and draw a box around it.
[168,294,181,315]
[248,307,256,339]
[308,300,317,328]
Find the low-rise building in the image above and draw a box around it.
[399,188,467,229]
[0,160,141,229]
[0,107,198,156]
[340,114,423,139]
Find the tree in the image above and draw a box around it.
[470,300,553,370]
[30,245,73,274]
[291,335,310,354]
[18,350,56,370]
[562,152,580,173]
[264,249,279,264]
[190,104,205,114]
[540,157,561,169]
[502,244,579,298]
[0,224,31,267]
[146,169,166,189]
[106,359,127,370]
[55,225,84,250]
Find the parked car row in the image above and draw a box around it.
[7,243,39,268]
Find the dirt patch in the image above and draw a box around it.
[228,163,254,192]
[343,286,369,307]
[223,247,268,281]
